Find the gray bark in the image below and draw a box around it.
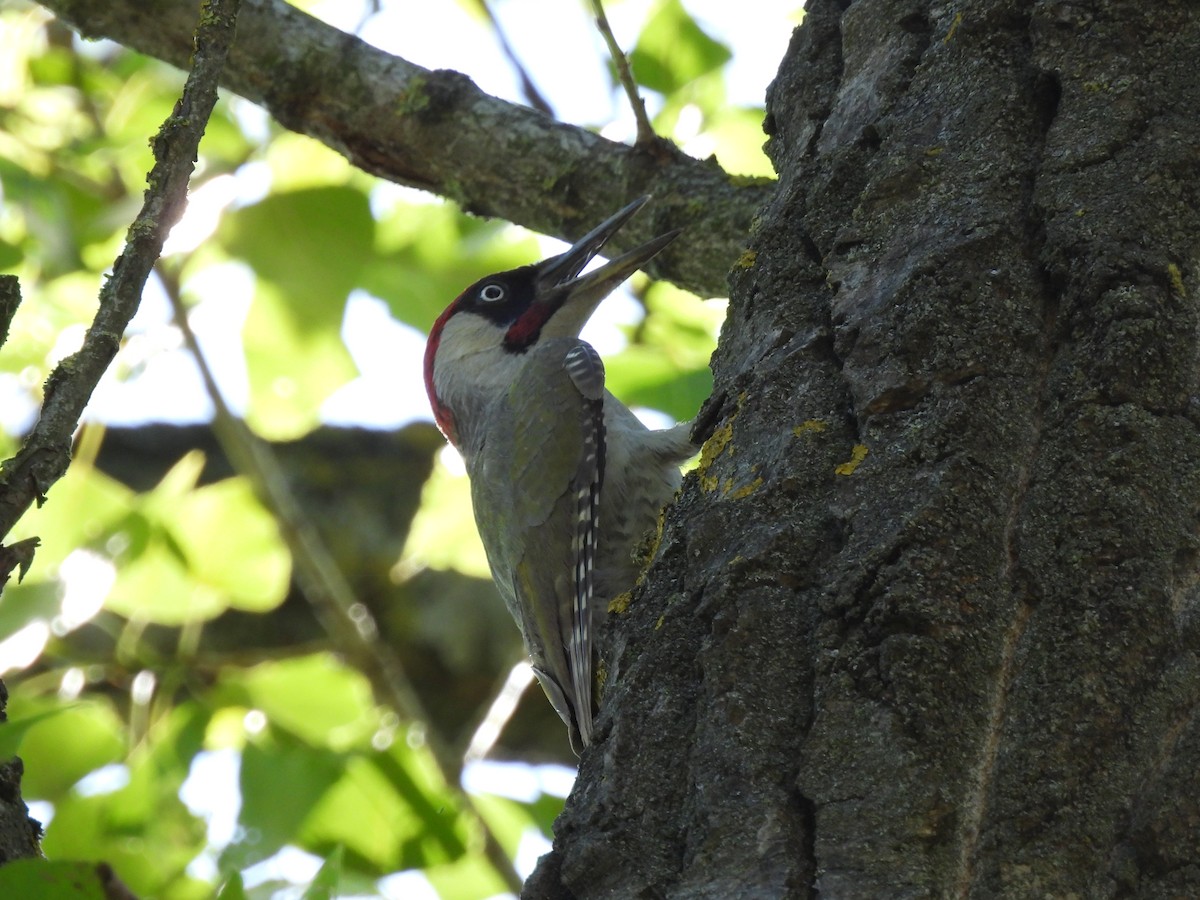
[530,0,1200,897]
[0,683,42,865]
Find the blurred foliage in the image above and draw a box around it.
[0,0,784,896]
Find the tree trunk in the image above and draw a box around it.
[529,0,1200,896]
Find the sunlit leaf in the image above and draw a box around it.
[241,279,358,438]
[604,282,719,420]
[220,186,373,317]
[298,746,466,874]
[0,269,106,378]
[0,704,78,761]
[630,0,732,95]
[606,346,712,422]
[0,860,108,900]
[398,454,491,580]
[41,706,210,898]
[372,739,466,858]
[218,653,377,750]
[8,699,125,800]
[43,789,206,898]
[702,107,776,178]
[422,854,511,900]
[106,536,225,624]
[0,579,61,642]
[142,450,207,505]
[227,727,344,869]
[216,872,248,900]
[301,846,343,900]
[469,791,544,859]
[220,186,371,438]
[7,465,131,575]
[362,201,538,334]
[264,132,357,192]
[167,477,291,613]
[640,283,725,359]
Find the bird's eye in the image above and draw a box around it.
[479,283,506,303]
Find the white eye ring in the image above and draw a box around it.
[479,283,506,303]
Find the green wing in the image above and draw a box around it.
[468,337,605,749]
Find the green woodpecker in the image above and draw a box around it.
[423,197,695,751]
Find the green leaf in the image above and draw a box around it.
[703,106,776,178]
[362,202,538,334]
[605,282,719,421]
[102,467,290,624]
[216,872,248,900]
[630,0,732,95]
[0,859,108,900]
[167,477,291,613]
[221,653,378,750]
[398,455,491,580]
[106,535,226,624]
[0,579,62,643]
[0,704,78,761]
[302,847,343,900]
[143,451,207,506]
[298,749,465,874]
[219,186,374,312]
[7,465,132,574]
[242,279,358,438]
[468,792,542,859]
[41,717,209,898]
[422,854,511,900]
[0,238,22,268]
[639,282,725,363]
[220,186,373,438]
[9,700,125,800]
[225,728,344,870]
[606,346,712,422]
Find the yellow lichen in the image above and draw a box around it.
[728,477,764,500]
[943,11,963,44]
[696,420,735,493]
[835,444,869,476]
[735,249,758,269]
[608,592,632,615]
[694,393,747,493]
[793,419,828,437]
[654,614,665,630]
[1168,263,1185,296]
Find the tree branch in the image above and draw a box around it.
[37,0,769,298]
[0,0,239,542]
[590,0,657,146]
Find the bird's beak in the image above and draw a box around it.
[534,196,680,338]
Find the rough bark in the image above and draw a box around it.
[36,0,768,300]
[531,0,1200,897]
[0,682,43,864]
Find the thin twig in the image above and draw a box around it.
[590,0,657,145]
[0,0,240,542]
[472,0,554,116]
[0,275,20,348]
[158,265,523,893]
